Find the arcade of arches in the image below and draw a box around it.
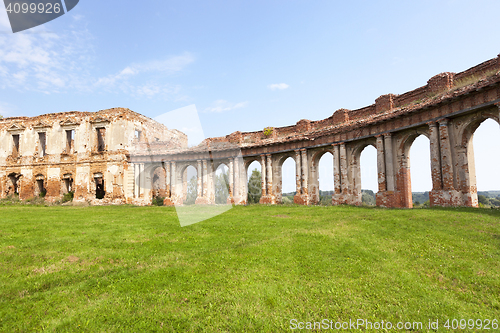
[129,55,500,208]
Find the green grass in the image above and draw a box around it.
[0,205,499,332]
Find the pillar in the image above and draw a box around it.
[294,150,301,195]
[197,160,202,198]
[170,162,176,200]
[339,144,348,194]
[202,160,208,198]
[139,163,146,198]
[261,155,267,196]
[333,144,341,194]
[165,162,171,197]
[428,122,442,190]
[133,163,140,198]
[438,119,454,190]
[384,134,394,191]
[234,157,240,200]
[266,154,273,196]
[376,135,386,192]
[228,158,234,199]
[300,149,308,195]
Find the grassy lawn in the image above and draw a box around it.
[0,205,499,332]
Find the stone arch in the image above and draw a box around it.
[274,152,296,204]
[214,161,230,204]
[393,127,431,207]
[34,174,46,197]
[398,128,432,207]
[7,172,21,196]
[212,159,228,173]
[309,147,334,204]
[244,157,263,204]
[151,164,166,198]
[62,173,73,194]
[177,162,198,204]
[457,109,500,206]
[93,172,105,200]
[459,109,500,147]
[350,138,377,204]
[244,156,260,173]
[399,128,430,159]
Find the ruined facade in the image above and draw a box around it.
[3,55,500,208]
[0,108,187,204]
[131,54,500,208]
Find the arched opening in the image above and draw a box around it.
[35,174,46,198]
[280,156,296,204]
[151,166,166,198]
[472,118,500,207]
[317,152,334,205]
[409,135,432,207]
[359,145,377,205]
[62,174,73,194]
[8,173,20,196]
[246,160,262,204]
[214,163,230,204]
[94,173,105,199]
[183,165,198,205]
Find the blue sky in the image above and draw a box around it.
[1,0,499,193]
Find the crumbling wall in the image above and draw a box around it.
[0,108,186,204]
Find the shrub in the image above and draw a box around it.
[62,191,74,203]
[152,196,165,206]
[263,127,274,137]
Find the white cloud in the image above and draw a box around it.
[0,13,193,100]
[0,17,94,93]
[268,83,289,91]
[93,53,194,99]
[204,99,249,113]
[95,53,194,88]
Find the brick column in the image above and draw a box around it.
[139,163,146,198]
[294,150,301,195]
[228,158,234,200]
[261,154,267,196]
[234,157,240,200]
[133,164,140,198]
[339,143,348,194]
[202,160,208,198]
[266,154,273,196]
[375,135,386,192]
[384,133,394,191]
[196,160,202,198]
[165,162,171,197]
[428,122,442,190]
[438,119,454,190]
[300,149,308,195]
[170,162,176,197]
[333,144,341,194]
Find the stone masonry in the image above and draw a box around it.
[0,108,187,205]
[3,55,500,208]
[131,54,500,208]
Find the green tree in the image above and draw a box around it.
[247,169,262,204]
[214,171,230,204]
[361,189,375,206]
[478,194,490,206]
[184,176,197,205]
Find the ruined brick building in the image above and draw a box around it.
[2,55,500,208]
[0,108,187,205]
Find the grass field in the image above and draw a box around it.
[0,205,499,332]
